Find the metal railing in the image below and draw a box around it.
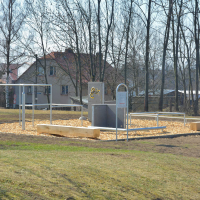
[0,84,83,130]
[129,112,186,126]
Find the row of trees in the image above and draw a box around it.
[0,0,199,114]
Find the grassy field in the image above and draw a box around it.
[1,140,200,200]
[1,108,200,199]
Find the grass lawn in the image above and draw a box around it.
[1,140,200,200]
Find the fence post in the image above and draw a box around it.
[22,86,25,130]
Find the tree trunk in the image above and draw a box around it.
[194,0,199,115]
[180,24,194,112]
[172,0,182,112]
[97,0,102,81]
[159,0,172,111]
[101,0,115,82]
[124,0,133,86]
[144,0,152,112]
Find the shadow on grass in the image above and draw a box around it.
[156,144,179,148]
[0,187,10,199]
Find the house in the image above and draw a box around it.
[14,48,123,109]
[179,90,200,101]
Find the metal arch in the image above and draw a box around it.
[116,83,128,92]
[116,83,129,142]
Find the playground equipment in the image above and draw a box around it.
[90,83,166,141]
[92,104,126,128]
[190,122,200,131]
[88,82,104,121]
[129,112,186,126]
[4,83,189,141]
[0,84,83,130]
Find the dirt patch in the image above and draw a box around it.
[0,119,198,140]
[1,117,200,158]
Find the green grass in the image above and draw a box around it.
[1,141,200,200]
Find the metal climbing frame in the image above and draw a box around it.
[1,84,52,130]
[0,84,83,130]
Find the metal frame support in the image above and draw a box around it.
[50,85,52,124]
[32,86,35,127]
[0,84,84,130]
[130,112,186,127]
[19,86,21,126]
[81,106,83,126]
[22,86,25,130]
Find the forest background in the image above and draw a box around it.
[0,0,199,115]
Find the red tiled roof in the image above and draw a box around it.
[16,49,124,85]
[43,49,124,84]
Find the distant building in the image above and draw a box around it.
[179,90,200,100]
[14,49,123,109]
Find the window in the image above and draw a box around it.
[50,66,56,76]
[61,85,68,95]
[28,86,32,94]
[45,86,51,94]
[38,66,44,75]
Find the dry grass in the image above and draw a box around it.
[1,141,200,200]
[1,109,200,199]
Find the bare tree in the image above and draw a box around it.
[51,0,84,104]
[124,0,133,86]
[101,0,115,81]
[180,17,195,112]
[144,0,152,112]
[0,0,26,108]
[193,0,200,115]
[172,0,183,111]
[25,0,53,107]
[75,0,98,82]
[159,0,173,111]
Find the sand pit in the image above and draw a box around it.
[0,118,198,140]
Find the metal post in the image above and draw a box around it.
[32,86,35,127]
[116,83,129,142]
[81,105,83,126]
[50,85,52,124]
[22,86,25,130]
[19,86,21,126]
[126,88,128,142]
[157,114,159,126]
[35,54,38,110]
[184,113,185,126]
[116,103,118,141]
